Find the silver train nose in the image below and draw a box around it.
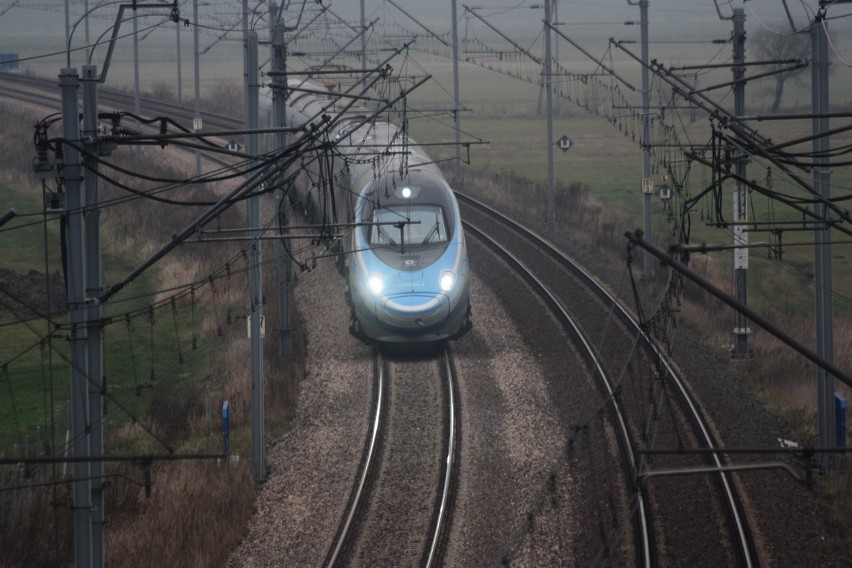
[378,294,449,330]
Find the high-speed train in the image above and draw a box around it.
[276,78,472,343]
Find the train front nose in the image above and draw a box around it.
[378,293,450,330]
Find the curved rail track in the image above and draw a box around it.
[458,192,758,567]
[326,346,459,567]
[1,73,245,177]
[0,74,241,131]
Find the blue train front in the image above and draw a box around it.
[347,170,471,343]
[279,77,471,343]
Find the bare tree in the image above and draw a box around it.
[204,80,244,120]
[147,82,177,103]
[750,29,810,113]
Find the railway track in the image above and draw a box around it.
[326,346,459,567]
[1,73,243,175]
[0,73,241,132]
[458,192,758,566]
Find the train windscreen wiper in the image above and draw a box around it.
[422,221,440,244]
[377,225,397,246]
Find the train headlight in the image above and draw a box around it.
[394,184,420,199]
[439,271,455,292]
[367,273,384,295]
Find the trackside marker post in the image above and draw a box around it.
[223,401,230,455]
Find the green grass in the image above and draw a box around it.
[412,112,646,219]
[0,179,62,451]
[0,154,238,454]
[0,185,58,271]
[408,60,852,318]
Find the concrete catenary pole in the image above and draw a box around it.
[731,8,751,359]
[361,0,367,72]
[85,0,90,56]
[812,13,836,461]
[244,5,267,480]
[640,0,652,278]
[61,66,93,568]
[553,0,560,115]
[82,63,105,568]
[452,0,462,184]
[176,18,182,103]
[544,0,555,223]
[194,0,202,176]
[65,0,71,65]
[133,4,141,155]
[270,1,293,358]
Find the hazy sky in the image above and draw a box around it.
[336,0,852,34]
[309,0,852,61]
[1,0,850,72]
[2,1,850,39]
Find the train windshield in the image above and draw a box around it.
[369,205,448,247]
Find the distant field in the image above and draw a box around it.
[406,59,852,317]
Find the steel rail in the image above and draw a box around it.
[458,191,756,567]
[326,346,458,567]
[326,348,386,567]
[425,345,458,567]
[462,220,653,568]
[0,75,242,175]
[0,74,242,131]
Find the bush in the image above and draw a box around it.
[203,81,243,119]
[146,82,177,104]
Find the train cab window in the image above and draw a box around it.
[370,205,448,247]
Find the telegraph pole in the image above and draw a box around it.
[731,8,751,359]
[812,9,836,461]
[61,66,93,568]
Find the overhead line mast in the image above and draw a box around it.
[731,8,751,360]
[269,0,294,359]
[625,0,653,279]
[812,5,836,467]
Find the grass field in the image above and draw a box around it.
[0,176,212,451]
[408,82,852,318]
